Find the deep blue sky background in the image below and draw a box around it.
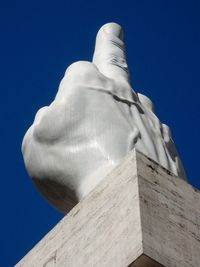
[1,1,200,266]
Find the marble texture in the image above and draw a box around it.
[15,150,200,267]
[22,23,186,213]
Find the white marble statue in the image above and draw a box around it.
[22,23,187,213]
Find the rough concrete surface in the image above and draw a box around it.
[16,150,200,267]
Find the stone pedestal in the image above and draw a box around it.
[15,150,200,267]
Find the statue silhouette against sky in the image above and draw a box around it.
[22,23,187,213]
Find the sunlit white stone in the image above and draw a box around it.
[22,23,187,213]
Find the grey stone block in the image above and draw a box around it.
[15,150,200,267]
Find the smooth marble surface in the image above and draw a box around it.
[22,23,187,213]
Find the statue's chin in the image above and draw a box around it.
[30,161,118,214]
[32,177,78,214]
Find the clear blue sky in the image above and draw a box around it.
[1,1,200,266]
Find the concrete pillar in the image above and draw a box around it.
[15,150,200,267]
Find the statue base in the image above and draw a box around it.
[15,150,200,267]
